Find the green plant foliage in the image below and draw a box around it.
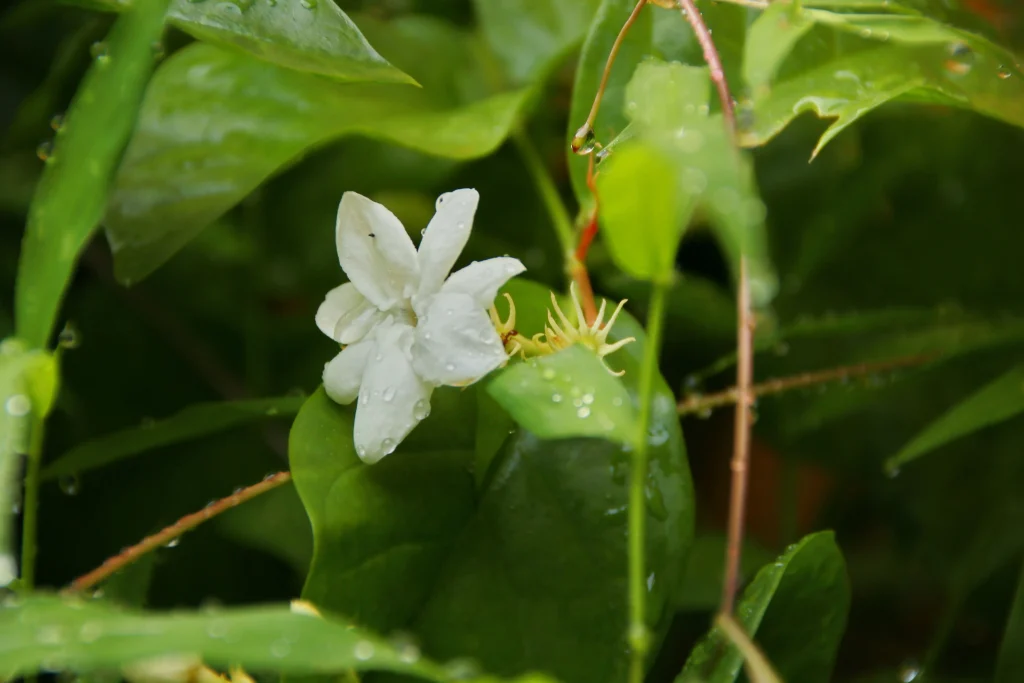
[678,532,850,683]
[0,594,445,679]
[14,0,170,348]
[488,345,637,446]
[996,562,1024,683]
[887,364,1024,472]
[42,395,304,481]
[104,19,532,283]
[413,313,694,683]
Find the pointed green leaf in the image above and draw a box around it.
[14,0,170,348]
[488,345,636,446]
[678,532,850,683]
[887,365,1024,472]
[105,37,530,284]
[744,3,814,89]
[41,396,305,481]
[166,0,413,83]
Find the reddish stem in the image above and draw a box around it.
[678,0,737,142]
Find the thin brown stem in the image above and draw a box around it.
[571,0,649,151]
[677,0,737,142]
[677,353,936,416]
[64,471,292,594]
[721,258,754,615]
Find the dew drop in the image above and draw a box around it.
[270,638,291,658]
[581,393,594,405]
[5,395,30,417]
[611,397,623,407]
[944,42,973,75]
[443,658,480,680]
[165,538,180,548]
[382,438,396,455]
[541,367,556,381]
[356,445,367,458]
[58,474,80,496]
[151,41,166,59]
[413,399,431,421]
[299,0,317,9]
[58,322,81,349]
[445,363,455,372]
[360,394,369,406]
[551,393,563,403]
[353,640,375,661]
[998,65,1013,80]
[36,140,53,162]
[382,386,396,402]
[90,41,110,63]
[49,113,65,132]
[577,406,591,418]
[36,625,64,645]
[570,126,598,155]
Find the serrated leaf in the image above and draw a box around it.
[413,311,694,683]
[739,9,1024,155]
[473,0,600,84]
[678,532,850,683]
[567,0,653,203]
[14,0,169,348]
[488,345,636,446]
[289,387,477,633]
[887,365,1024,472]
[105,33,530,284]
[41,396,304,481]
[0,594,443,679]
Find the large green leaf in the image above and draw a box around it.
[0,594,441,679]
[289,386,478,633]
[886,365,1024,472]
[14,0,169,347]
[105,20,530,284]
[739,7,1024,155]
[567,0,653,203]
[473,0,600,84]
[41,396,304,481]
[166,0,413,83]
[488,345,636,446]
[678,532,850,683]
[413,312,694,683]
[0,338,58,586]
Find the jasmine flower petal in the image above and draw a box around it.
[316,283,385,345]
[438,256,526,309]
[412,292,508,386]
[323,338,375,405]
[415,189,479,301]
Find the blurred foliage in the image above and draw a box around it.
[1,0,1024,682]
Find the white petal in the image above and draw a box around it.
[323,338,374,405]
[315,283,385,344]
[336,192,420,310]
[353,322,433,464]
[415,189,479,300]
[438,256,526,308]
[412,292,508,386]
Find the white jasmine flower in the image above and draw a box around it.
[316,189,525,463]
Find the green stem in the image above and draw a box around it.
[20,415,45,589]
[627,280,669,683]
[512,128,577,273]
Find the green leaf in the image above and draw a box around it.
[743,3,814,89]
[886,365,1024,472]
[0,338,58,586]
[413,312,695,683]
[14,0,170,348]
[289,387,478,633]
[166,0,413,83]
[567,0,653,203]
[606,60,778,305]
[0,594,444,679]
[597,141,693,282]
[488,345,636,446]
[996,560,1024,683]
[473,0,600,84]
[739,9,1024,155]
[41,396,305,481]
[105,36,530,284]
[679,532,850,683]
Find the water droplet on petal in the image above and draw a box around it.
[382,438,396,455]
[413,399,431,421]
[382,386,396,402]
[445,363,455,372]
